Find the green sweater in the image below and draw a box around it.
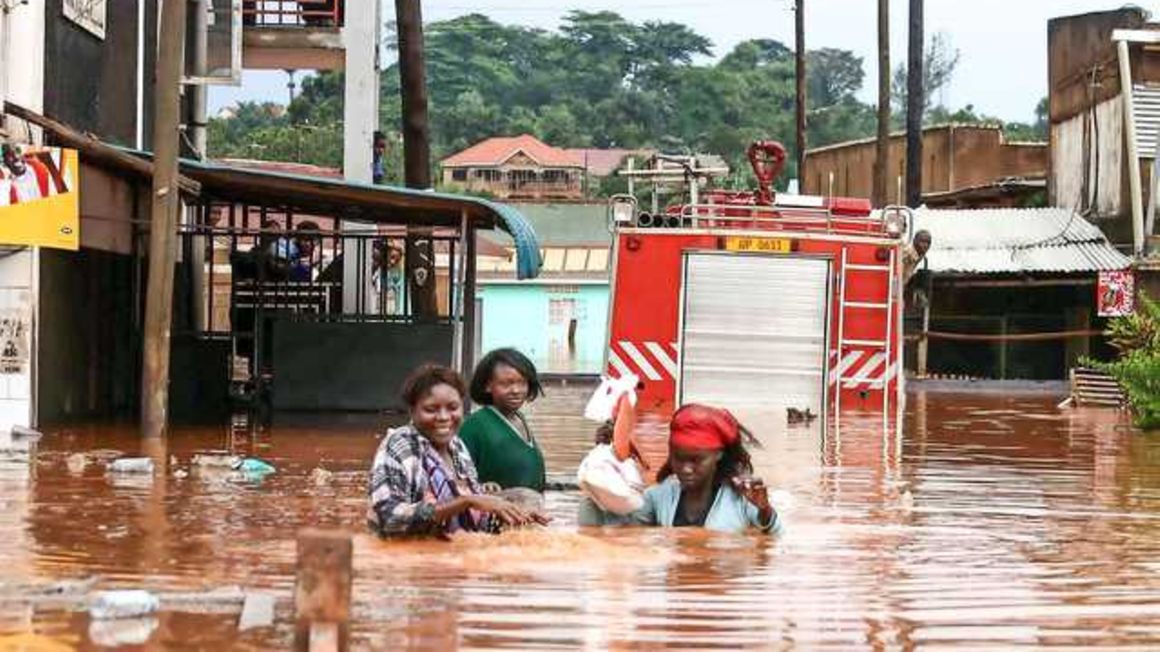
[459,406,546,492]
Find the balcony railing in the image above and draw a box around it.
[242,1,343,27]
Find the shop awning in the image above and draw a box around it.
[126,150,543,279]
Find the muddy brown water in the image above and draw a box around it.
[2,384,1160,649]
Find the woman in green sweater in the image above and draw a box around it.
[460,348,547,492]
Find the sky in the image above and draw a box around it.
[209,0,1160,123]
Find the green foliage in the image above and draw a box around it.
[1107,293,1160,356]
[1088,352,1160,430]
[892,32,962,117]
[1085,293,1160,430]
[207,12,1038,195]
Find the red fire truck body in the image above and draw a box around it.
[603,142,907,422]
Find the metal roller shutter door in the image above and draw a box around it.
[679,252,830,418]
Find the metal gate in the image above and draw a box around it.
[678,251,832,423]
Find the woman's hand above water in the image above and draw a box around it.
[469,495,551,526]
[732,476,775,523]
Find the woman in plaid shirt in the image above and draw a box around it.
[368,365,549,537]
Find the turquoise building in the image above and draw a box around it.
[477,204,611,375]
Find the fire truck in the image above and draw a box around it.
[603,141,909,426]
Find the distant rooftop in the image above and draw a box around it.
[441,134,583,169]
[914,207,1131,275]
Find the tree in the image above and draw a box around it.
[208,14,884,192]
[892,31,961,116]
[807,48,864,108]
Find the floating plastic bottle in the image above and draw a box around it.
[89,590,160,620]
[108,458,155,475]
[233,458,276,476]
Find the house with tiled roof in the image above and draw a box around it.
[441,135,586,200]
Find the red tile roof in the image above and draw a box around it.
[441,134,583,168]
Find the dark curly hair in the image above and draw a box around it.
[469,348,543,405]
[400,364,467,408]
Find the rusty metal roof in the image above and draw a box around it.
[912,207,1132,275]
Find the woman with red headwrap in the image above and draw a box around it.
[580,404,781,534]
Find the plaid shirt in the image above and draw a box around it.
[367,424,482,536]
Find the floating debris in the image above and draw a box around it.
[309,467,334,487]
[192,453,241,469]
[89,590,159,620]
[234,458,276,476]
[107,458,154,475]
[238,592,277,630]
[65,453,88,475]
[786,407,817,425]
[10,425,42,440]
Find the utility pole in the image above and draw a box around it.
[906,0,924,208]
[873,0,890,207]
[794,0,807,181]
[141,0,188,439]
[394,0,437,319]
[395,0,431,188]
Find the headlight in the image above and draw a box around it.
[609,195,637,225]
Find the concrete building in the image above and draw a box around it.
[476,204,611,375]
[0,1,167,428]
[441,135,588,201]
[0,0,384,427]
[802,125,1047,207]
[440,135,647,202]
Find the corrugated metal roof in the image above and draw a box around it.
[912,207,1132,274]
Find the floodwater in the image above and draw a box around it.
[3,383,1160,649]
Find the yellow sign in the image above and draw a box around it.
[724,236,792,253]
[0,146,80,251]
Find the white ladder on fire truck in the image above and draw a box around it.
[833,246,898,423]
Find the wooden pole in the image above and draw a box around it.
[905,0,924,208]
[141,0,187,439]
[794,0,807,180]
[395,0,431,189]
[874,0,890,207]
[461,224,477,374]
[294,529,352,652]
[394,0,437,319]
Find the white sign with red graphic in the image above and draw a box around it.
[1097,270,1135,317]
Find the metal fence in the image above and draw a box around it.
[177,203,468,391]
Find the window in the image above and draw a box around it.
[548,298,576,325]
[451,169,467,182]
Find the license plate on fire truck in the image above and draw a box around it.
[723,236,792,253]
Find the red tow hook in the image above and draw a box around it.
[747,140,787,206]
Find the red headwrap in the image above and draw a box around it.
[669,404,741,451]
